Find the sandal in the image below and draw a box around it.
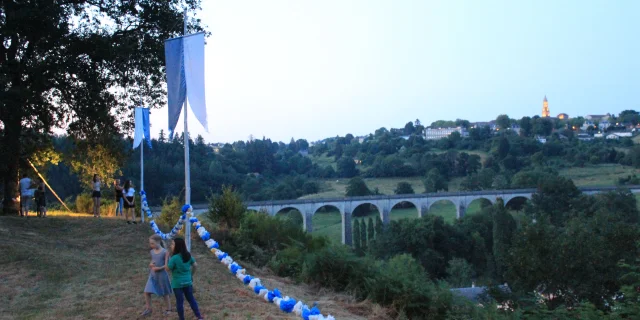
[140,309,152,316]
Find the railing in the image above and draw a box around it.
[149,185,640,211]
[243,185,640,207]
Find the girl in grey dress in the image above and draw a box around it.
[141,234,172,317]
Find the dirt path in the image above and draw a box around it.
[0,215,387,320]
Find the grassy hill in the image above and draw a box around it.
[0,214,384,320]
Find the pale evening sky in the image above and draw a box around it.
[149,0,640,143]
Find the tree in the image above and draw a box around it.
[367,217,375,242]
[0,0,205,213]
[492,199,516,281]
[346,177,372,197]
[360,220,368,251]
[404,121,415,135]
[337,156,358,178]
[446,258,474,288]
[424,169,448,193]
[207,185,246,230]
[353,219,361,252]
[375,214,383,235]
[394,182,415,195]
[519,116,533,137]
[496,114,511,130]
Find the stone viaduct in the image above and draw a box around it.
[242,186,640,245]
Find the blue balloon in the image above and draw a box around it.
[217,253,228,261]
[140,190,146,196]
[189,217,197,223]
[279,298,297,313]
[201,232,210,241]
[181,204,191,213]
[181,214,186,220]
[267,289,282,303]
[254,285,265,294]
[243,275,252,285]
[230,263,242,275]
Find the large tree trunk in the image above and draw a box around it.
[2,116,22,215]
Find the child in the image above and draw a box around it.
[141,234,172,317]
[165,238,203,320]
[123,180,136,224]
[34,179,47,218]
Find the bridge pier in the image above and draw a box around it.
[419,203,428,218]
[303,211,313,232]
[342,211,352,245]
[381,206,391,225]
[457,203,466,219]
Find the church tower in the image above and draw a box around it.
[542,95,550,117]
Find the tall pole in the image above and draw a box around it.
[183,9,192,251]
[140,134,144,223]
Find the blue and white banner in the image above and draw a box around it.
[165,32,208,139]
[133,107,152,149]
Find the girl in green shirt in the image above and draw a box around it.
[165,238,203,320]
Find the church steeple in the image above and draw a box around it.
[542,95,550,117]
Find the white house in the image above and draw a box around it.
[424,127,469,140]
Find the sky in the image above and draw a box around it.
[149,0,640,143]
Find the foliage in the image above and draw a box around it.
[424,168,448,193]
[0,0,205,212]
[345,177,372,197]
[337,156,358,178]
[353,219,361,253]
[360,220,367,252]
[367,217,375,242]
[207,185,246,230]
[446,258,474,288]
[395,182,415,194]
[69,142,123,191]
[157,196,184,232]
[366,254,452,319]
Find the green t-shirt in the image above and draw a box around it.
[168,254,196,289]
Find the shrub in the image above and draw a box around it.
[207,185,245,230]
[365,254,452,319]
[228,212,328,268]
[301,243,375,299]
[157,196,183,233]
[75,193,93,214]
[73,193,116,215]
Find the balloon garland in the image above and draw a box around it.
[177,201,336,319]
[141,190,185,239]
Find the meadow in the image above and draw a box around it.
[0,214,379,320]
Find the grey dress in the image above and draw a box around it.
[144,248,172,296]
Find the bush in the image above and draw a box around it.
[228,212,328,268]
[301,243,375,299]
[207,185,245,230]
[366,254,452,319]
[74,193,116,215]
[157,196,183,229]
[75,193,93,213]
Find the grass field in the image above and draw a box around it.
[0,214,385,320]
[558,164,640,187]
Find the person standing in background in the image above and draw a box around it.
[114,180,124,217]
[19,173,32,217]
[123,180,137,224]
[92,174,101,218]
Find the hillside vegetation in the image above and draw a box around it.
[0,214,382,320]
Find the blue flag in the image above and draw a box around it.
[133,107,152,149]
[165,32,208,139]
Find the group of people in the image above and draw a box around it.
[90,175,138,223]
[143,235,204,320]
[18,173,47,218]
